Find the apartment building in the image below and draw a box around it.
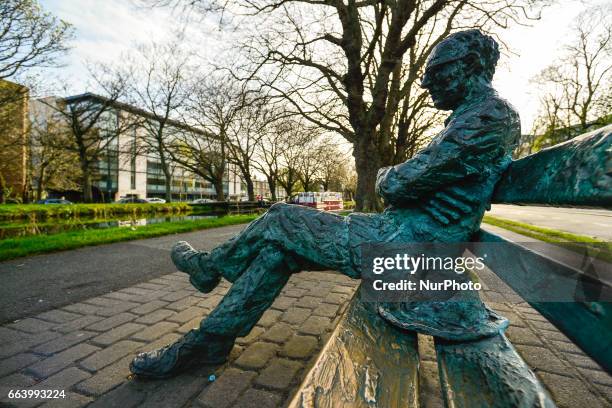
[32,93,243,202]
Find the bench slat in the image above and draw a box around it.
[473,229,612,372]
[492,125,611,207]
[289,289,420,408]
[435,334,555,408]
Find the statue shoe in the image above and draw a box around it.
[129,330,234,379]
[171,241,221,293]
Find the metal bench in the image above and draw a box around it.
[289,125,611,408]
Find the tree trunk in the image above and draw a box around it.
[353,139,383,212]
[266,176,277,201]
[237,162,256,201]
[322,177,329,191]
[82,168,93,203]
[36,166,46,201]
[245,178,255,201]
[160,153,172,202]
[0,173,5,204]
[164,173,172,202]
[77,147,93,203]
[213,176,225,201]
[282,169,297,199]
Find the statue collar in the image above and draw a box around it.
[444,87,497,126]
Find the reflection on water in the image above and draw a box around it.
[0,213,219,239]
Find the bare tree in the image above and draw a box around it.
[253,121,283,201]
[223,0,544,211]
[296,134,328,193]
[41,65,137,202]
[181,74,255,201]
[0,0,73,93]
[274,117,310,199]
[529,6,611,152]
[226,94,271,201]
[167,128,228,200]
[127,39,193,202]
[0,78,29,202]
[28,104,80,200]
[277,167,299,200]
[146,0,547,210]
[342,165,357,202]
[319,143,349,192]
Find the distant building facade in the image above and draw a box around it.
[252,178,285,201]
[0,79,29,202]
[31,93,244,202]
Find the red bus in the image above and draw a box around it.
[292,192,344,211]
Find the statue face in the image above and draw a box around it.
[420,58,469,111]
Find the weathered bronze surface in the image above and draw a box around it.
[131,29,522,378]
[493,124,612,207]
[435,333,555,408]
[130,30,557,407]
[291,286,555,408]
[289,288,419,408]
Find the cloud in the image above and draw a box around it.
[39,0,602,130]
[40,0,226,90]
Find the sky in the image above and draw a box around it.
[39,0,608,133]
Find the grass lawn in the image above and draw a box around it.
[483,215,611,262]
[0,214,258,262]
[0,202,192,221]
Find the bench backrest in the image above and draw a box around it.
[478,124,612,371]
[492,124,611,207]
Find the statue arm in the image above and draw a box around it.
[376,110,507,206]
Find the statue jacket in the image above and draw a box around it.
[363,88,521,244]
[345,88,521,341]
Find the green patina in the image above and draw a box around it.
[127,29,610,407]
[128,26,528,378]
[493,125,611,207]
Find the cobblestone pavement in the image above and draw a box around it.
[472,265,611,408]
[0,271,359,408]
[1,265,611,407]
[420,273,612,408]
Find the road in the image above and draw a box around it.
[1,204,610,323]
[488,204,612,240]
[0,224,246,324]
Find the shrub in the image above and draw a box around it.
[0,202,191,221]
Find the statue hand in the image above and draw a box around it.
[419,187,481,224]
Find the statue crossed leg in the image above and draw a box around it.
[130,29,519,378]
[130,203,368,378]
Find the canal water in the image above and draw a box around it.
[0,213,221,239]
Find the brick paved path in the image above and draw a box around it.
[1,266,610,407]
[417,264,612,408]
[476,266,612,408]
[0,271,359,408]
[419,265,612,408]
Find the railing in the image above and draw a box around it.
[188,201,272,214]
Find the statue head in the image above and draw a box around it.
[421,29,500,111]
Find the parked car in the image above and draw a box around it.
[36,198,73,205]
[190,198,216,204]
[116,197,148,204]
[146,197,166,203]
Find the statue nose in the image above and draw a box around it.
[420,76,431,89]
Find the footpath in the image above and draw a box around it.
[0,266,611,407]
[0,213,611,407]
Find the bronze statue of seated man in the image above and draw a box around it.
[130,29,520,378]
